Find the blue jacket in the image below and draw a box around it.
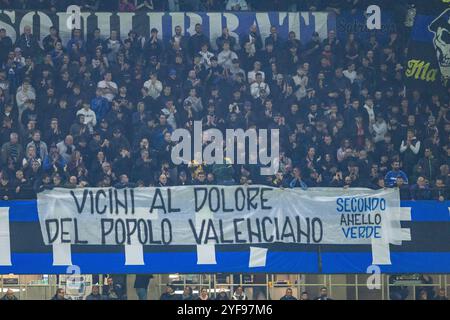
[91,96,110,122]
[289,178,308,190]
[384,170,409,187]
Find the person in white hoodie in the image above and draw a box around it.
[143,73,163,100]
[217,41,238,71]
[372,114,387,143]
[16,79,36,118]
[198,43,215,69]
[76,102,97,134]
[232,286,248,300]
[363,97,376,124]
[250,72,270,98]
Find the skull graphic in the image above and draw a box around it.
[429,8,450,83]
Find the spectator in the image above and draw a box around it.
[315,287,333,300]
[250,72,270,98]
[189,24,210,57]
[15,80,35,118]
[119,0,136,11]
[15,25,41,58]
[215,288,229,300]
[135,0,154,11]
[77,102,97,133]
[1,288,18,300]
[385,161,408,188]
[432,178,448,201]
[216,27,237,52]
[232,286,248,300]
[102,277,126,300]
[91,88,111,122]
[410,176,432,200]
[280,288,297,300]
[50,288,67,300]
[160,284,179,300]
[57,135,76,163]
[143,72,163,100]
[97,72,118,102]
[435,288,448,300]
[1,132,24,167]
[226,0,248,11]
[0,2,444,202]
[0,28,13,64]
[399,129,421,173]
[134,274,153,300]
[417,147,439,181]
[395,176,410,200]
[181,286,195,300]
[217,41,238,71]
[289,167,308,189]
[85,285,103,300]
[194,287,208,300]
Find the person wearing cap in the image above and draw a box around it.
[168,68,177,78]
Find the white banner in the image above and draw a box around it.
[37,186,401,248]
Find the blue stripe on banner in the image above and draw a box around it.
[4,251,450,274]
[322,252,450,273]
[0,200,38,222]
[0,252,318,274]
[402,201,450,221]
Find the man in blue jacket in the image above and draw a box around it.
[384,161,408,187]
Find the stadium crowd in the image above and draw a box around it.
[0,2,449,202]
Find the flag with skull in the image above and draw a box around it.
[428,8,450,86]
[406,2,450,92]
